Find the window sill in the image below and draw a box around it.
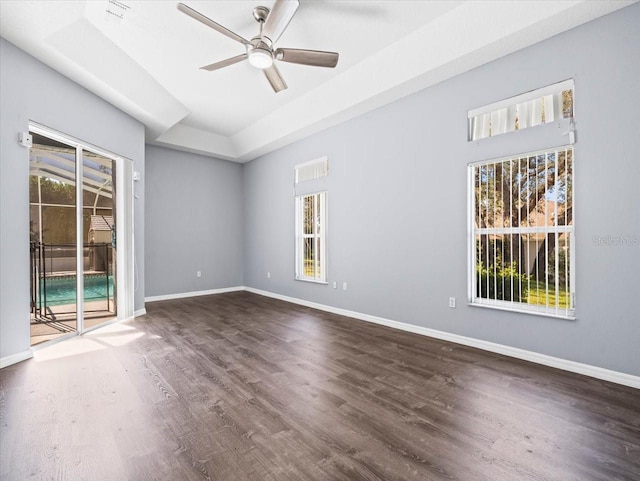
[295,277,328,285]
[469,301,576,320]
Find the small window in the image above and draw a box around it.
[469,147,575,318]
[468,79,574,141]
[295,192,327,283]
[295,157,328,184]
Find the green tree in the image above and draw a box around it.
[475,149,573,281]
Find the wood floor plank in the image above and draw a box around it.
[1,291,639,480]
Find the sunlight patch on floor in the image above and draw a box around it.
[34,336,106,362]
[86,323,145,347]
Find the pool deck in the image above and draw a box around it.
[43,270,109,278]
[30,299,116,346]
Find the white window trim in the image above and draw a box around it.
[467,146,575,319]
[295,191,328,284]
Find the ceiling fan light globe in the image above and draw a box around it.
[248,48,273,69]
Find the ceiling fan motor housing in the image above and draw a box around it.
[247,37,274,69]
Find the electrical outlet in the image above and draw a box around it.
[332,281,337,289]
[343,282,348,291]
[449,297,456,308]
[267,272,271,278]
[197,271,202,278]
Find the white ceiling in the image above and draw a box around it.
[0,0,634,162]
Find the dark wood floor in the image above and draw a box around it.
[1,292,639,481]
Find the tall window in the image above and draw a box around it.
[295,192,327,283]
[469,146,574,318]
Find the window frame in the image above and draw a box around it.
[467,146,575,319]
[467,79,574,141]
[295,191,328,284]
[295,156,328,184]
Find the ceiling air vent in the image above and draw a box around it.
[105,0,130,23]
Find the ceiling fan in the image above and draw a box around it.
[177,0,339,93]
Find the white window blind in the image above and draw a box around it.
[468,79,574,141]
[469,146,575,318]
[295,192,327,283]
[295,157,328,184]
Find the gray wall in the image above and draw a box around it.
[243,4,640,376]
[0,38,145,359]
[145,145,243,296]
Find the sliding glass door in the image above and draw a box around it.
[29,127,130,346]
[29,134,79,344]
[82,149,117,330]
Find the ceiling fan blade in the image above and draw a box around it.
[200,54,248,71]
[263,63,287,93]
[177,3,249,46]
[262,0,299,44]
[275,48,339,68]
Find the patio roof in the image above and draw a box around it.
[29,144,112,199]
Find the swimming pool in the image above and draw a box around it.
[38,275,114,306]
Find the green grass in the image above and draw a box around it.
[303,259,318,277]
[526,281,570,308]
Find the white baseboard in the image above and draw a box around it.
[244,287,640,389]
[0,349,33,369]
[145,286,244,303]
[134,308,147,317]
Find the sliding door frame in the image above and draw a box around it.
[29,121,134,337]
[76,144,85,332]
